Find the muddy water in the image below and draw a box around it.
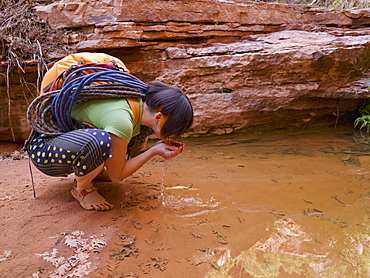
[2,127,370,278]
[137,128,370,277]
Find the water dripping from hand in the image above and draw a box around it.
[160,159,169,205]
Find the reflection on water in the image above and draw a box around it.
[160,156,223,217]
[206,207,370,278]
[161,194,221,217]
[138,128,370,277]
[159,183,223,217]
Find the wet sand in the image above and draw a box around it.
[1,127,370,277]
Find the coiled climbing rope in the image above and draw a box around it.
[27,67,148,136]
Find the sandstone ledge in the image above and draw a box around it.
[1,1,370,141]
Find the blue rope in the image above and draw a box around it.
[51,67,148,132]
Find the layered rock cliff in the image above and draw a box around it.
[1,0,370,141]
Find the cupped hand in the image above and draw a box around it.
[154,139,185,160]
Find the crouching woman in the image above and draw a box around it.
[27,81,193,211]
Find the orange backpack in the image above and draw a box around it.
[41,52,140,126]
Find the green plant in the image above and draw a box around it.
[354,100,370,131]
[354,115,370,132]
[353,100,370,144]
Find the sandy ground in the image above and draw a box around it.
[1,128,370,278]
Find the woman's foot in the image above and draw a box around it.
[71,184,113,211]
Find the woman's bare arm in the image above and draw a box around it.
[105,134,183,182]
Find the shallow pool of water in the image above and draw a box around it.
[135,127,370,277]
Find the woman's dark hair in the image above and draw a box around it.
[145,81,193,138]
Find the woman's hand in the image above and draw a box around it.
[153,139,185,160]
[106,135,185,182]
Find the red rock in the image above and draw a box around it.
[1,1,370,141]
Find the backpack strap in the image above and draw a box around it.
[126,97,140,127]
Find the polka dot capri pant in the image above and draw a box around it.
[28,129,112,177]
